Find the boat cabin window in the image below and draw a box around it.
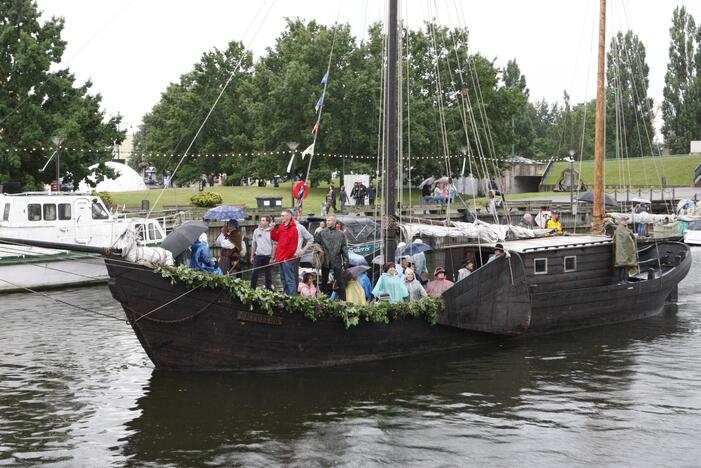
[58,203,71,220]
[91,200,109,220]
[28,204,42,221]
[2,203,9,221]
[148,222,162,240]
[43,203,57,221]
[534,258,548,275]
[134,223,145,242]
[564,256,577,272]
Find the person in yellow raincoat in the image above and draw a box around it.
[546,211,563,235]
[343,270,367,305]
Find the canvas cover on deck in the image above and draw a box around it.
[608,212,679,225]
[399,220,552,243]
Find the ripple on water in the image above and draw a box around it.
[3,254,701,467]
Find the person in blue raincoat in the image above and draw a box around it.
[357,271,373,300]
[190,233,223,274]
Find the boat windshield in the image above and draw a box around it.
[91,200,110,220]
[688,220,701,231]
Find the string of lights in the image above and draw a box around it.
[1,147,573,163]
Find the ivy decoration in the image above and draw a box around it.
[155,265,443,328]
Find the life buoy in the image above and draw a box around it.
[292,181,310,200]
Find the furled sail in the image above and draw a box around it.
[399,220,553,243]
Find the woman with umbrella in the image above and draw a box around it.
[189,233,222,275]
[216,220,245,276]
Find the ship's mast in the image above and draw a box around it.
[592,0,606,234]
[384,0,399,255]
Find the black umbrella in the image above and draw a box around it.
[161,221,209,257]
[577,191,618,206]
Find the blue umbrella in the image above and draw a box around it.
[402,242,432,256]
[203,205,247,221]
[348,251,368,266]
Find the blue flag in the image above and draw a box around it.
[315,95,324,112]
[320,72,329,85]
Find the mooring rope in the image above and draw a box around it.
[0,277,124,321]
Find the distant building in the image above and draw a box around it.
[500,156,548,194]
[691,141,701,155]
[112,134,135,165]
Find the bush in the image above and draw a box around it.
[92,191,113,207]
[190,191,223,207]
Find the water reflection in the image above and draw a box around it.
[121,307,689,466]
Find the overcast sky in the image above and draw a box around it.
[35,0,701,135]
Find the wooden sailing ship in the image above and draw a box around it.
[3,0,692,371]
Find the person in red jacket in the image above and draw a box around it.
[270,209,300,295]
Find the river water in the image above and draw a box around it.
[1,251,701,467]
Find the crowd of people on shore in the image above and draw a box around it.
[323,181,377,212]
[187,211,497,304]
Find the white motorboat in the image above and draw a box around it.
[683,220,701,246]
[0,192,165,293]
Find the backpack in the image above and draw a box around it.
[311,243,325,269]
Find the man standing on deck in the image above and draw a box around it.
[613,217,637,283]
[250,216,275,290]
[294,214,315,290]
[314,213,349,299]
[270,210,299,296]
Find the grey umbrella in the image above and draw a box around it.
[577,191,618,206]
[161,221,209,257]
[347,265,371,278]
[419,177,435,188]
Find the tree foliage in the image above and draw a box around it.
[662,6,701,154]
[606,31,655,158]
[135,19,532,184]
[0,0,124,189]
[135,10,701,181]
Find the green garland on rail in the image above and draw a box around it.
[156,265,443,329]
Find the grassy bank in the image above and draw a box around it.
[108,183,471,211]
[543,154,701,186]
[111,154,700,211]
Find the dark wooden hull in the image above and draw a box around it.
[440,240,691,336]
[105,260,491,371]
[105,241,691,371]
[526,242,691,334]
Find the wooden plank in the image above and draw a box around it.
[440,253,531,336]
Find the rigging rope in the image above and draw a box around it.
[303,1,344,183]
[146,0,277,218]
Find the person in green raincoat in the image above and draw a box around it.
[613,217,637,282]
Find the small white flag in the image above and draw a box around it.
[301,142,315,160]
[286,153,296,174]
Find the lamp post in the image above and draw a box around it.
[568,149,576,212]
[51,136,64,193]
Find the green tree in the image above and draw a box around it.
[606,31,655,158]
[248,19,371,184]
[661,6,701,153]
[0,0,123,189]
[134,40,255,184]
[502,59,534,156]
[403,24,528,179]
